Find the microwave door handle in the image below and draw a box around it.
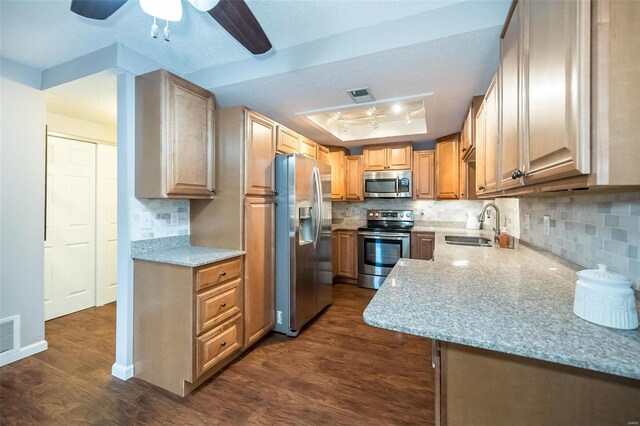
[396,177,400,195]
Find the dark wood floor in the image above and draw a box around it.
[0,284,434,425]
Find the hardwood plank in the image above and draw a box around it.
[0,285,434,425]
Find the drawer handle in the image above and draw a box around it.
[220,302,227,308]
[220,271,227,277]
[220,341,227,347]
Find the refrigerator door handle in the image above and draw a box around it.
[312,167,322,250]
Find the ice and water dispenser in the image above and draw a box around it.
[298,206,313,245]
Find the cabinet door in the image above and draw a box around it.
[363,145,387,171]
[483,77,499,193]
[475,102,486,194]
[461,109,471,157]
[435,134,460,200]
[317,145,330,164]
[344,155,363,201]
[500,1,522,190]
[244,196,275,348]
[413,150,435,200]
[337,231,357,278]
[329,150,345,200]
[245,112,276,196]
[166,73,215,197]
[387,144,413,170]
[459,151,467,200]
[525,0,590,183]
[410,232,435,260]
[276,126,299,154]
[332,232,339,277]
[298,138,317,159]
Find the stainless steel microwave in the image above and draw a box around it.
[363,170,412,198]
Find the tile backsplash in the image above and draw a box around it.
[333,199,487,224]
[519,192,640,290]
[131,198,190,241]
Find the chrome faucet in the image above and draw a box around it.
[477,203,501,243]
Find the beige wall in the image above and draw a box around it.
[0,76,47,361]
[46,112,117,144]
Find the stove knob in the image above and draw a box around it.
[369,212,374,217]
[374,213,379,217]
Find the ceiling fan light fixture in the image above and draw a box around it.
[405,111,412,124]
[140,0,183,22]
[187,0,221,12]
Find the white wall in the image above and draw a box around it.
[0,75,48,364]
[46,112,117,144]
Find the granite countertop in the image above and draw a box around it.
[131,236,245,268]
[363,229,640,380]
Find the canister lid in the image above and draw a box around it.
[577,264,632,287]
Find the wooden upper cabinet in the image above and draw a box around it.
[245,111,276,196]
[413,150,435,200]
[135,69,215,199]
[344,155,364,201]
[364,143,412,171]
[500,0,522,190]
[461,96,485,161]
[298,138,317,159]
[525,0,590,184]
[459,150,467,200]
[475,101,487,194]
[317,145,330,164]
[410,232,435,261]
[329,149,346,200]
[244,196,275,348]
[363,145,387,171]
[387,144,413,170]
[276,126,299,154]
[475,75,499,196]
[435,134,460,200]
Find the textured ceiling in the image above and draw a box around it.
[0,0,462,74]
[212,26,501,147]
[45,71,118,127]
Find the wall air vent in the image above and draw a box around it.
[347,87,374,103]
[0,315,20,356]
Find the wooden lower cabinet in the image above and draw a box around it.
[244,196,275,348]
[333,230,358,280]
[434,341,640,426]
[133,256,245,397]
[410,232,435,260]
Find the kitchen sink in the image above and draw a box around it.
[444,235,493,247]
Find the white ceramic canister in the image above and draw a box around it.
[573,264,638,330]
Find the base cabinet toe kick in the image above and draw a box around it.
[431,340,640,426]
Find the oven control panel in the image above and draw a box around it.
[366,210,414,221]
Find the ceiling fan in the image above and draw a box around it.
[70,0,272,54]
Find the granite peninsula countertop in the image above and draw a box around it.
[131,236,244,268]
[363,229,640,380]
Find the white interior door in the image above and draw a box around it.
[96,144,118,306]
[44,136,96,320]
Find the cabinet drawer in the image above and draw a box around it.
[195,316,242,378]
[196,279,242,335]
[196,257,242,291]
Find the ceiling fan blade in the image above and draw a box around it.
[208,0,272,55]
[70,0,128,20]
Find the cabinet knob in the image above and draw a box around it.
[511,169,526,180]
[220,271,227,276]
[478,185,485,190]
[209,188,216,193]
[220,341,227,347]
[220,302,227,308]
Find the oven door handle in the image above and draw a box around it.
[358,232,409,239]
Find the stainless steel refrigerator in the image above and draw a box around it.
[274,154,332,336]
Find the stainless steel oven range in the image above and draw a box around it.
[357,209,414,289]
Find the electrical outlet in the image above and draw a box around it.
[170,213,179,226]
[524,213,531,230]
[543,215,550,235]
[140,212,153,230]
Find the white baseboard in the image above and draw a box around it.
[0,340,48,367]
[111,362,134,380]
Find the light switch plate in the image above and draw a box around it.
[140,212,153,230]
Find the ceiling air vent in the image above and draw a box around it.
[347,87,373,103]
